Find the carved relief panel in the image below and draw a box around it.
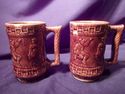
[70,24,108,79]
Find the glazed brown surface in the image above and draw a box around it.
[6,24,47,79]
[5,21,61,82]
[69,21,124,82]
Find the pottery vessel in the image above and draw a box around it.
[5,21,61,82]
[69,20,124,82]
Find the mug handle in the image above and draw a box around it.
[46,26,62,66]
[107,24,124,64]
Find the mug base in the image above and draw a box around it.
[16,73,46,83]
[73,75,94,82]
[72,74,100,83]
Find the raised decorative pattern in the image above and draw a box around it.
[9,38,23,65]
[6,24,47,80]
[70,23,107,80]
[70,24,108,37]
[70,63,104,77]
[13,63,47,78]
[6,22,61,82]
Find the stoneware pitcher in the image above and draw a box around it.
[5,21,62,82]
[69,20,124,82]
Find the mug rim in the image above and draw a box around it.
[70,20,109,25]
[5,21,46,26]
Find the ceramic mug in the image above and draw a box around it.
[5,21,62,82]
[69,20,124,82]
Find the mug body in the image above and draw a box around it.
[70,20,109,82]
[5,21,48,81]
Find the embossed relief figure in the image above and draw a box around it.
[5,21,62,82]
[71,26,103,67]
[6,23,46,81]
[69,21,124,82]
[28,38,38,60]
[28,32,45,66]
[9,39,22,65]
[95,38,106,59]
[73,37,94,65]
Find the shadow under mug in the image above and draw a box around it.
[5,21,62,82]
[69,20,124,82]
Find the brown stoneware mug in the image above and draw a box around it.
[69,20,124,82]
[5,21,62,82]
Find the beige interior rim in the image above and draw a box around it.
[70,20,109,25]
[5,21,46,26]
